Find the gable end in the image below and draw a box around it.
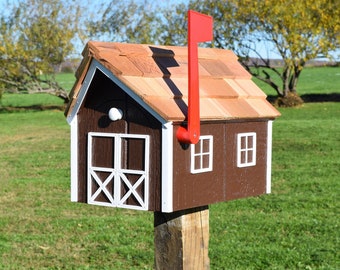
[66,59,168,125]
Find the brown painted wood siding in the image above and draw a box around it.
[77,70,162,211]
[172,120,268,211]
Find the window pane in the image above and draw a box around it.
[194,156,201,170]
[247,136,253,148]
[240,136,246,149]
[240,150,247,164]
[121,138,145,170]
[202,139,210,152]
[247,150,253,163]
[194,141,201,153]
[202,154,210,169]
[91,136,115,168]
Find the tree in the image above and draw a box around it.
[92,0,340,106]
[0,0,84,103]
[189,0,340,106]
[88,0,188,46]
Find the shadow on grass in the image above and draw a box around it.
[300,93,340,102]
[0,105,66,113]
[267,93,340,103]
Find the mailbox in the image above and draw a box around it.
[64,41,279,212]
[65,13,280,213]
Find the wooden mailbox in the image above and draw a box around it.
[65,39,280,213]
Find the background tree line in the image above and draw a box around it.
[0,0,339,106]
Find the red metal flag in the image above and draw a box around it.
[177,10,213,144]
[188,10,213,43]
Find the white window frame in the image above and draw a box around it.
[237,132,257,168]
[190,135,213,174]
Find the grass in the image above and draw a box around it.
[0,69,339,269]
[0,73,74,108]
[253,66,340,96]
[0,93,64,108]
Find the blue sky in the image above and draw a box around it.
[1,0,338,60]
[0,0,288,60]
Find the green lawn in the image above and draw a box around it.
[0,68,339,269]
[253,66,340,96]
[0,73,74,108]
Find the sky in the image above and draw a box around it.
[0,0,338,60]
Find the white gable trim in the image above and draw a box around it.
[161,122,173,212]
[266,120,273,194]
[66,59,167,125]
[66,61,97,124]
[70,115,78,201]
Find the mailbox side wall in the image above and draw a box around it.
[172,120,268,211]
[76,70,162,211]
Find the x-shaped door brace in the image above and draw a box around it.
[89,168,115,204]
[118,172,146,208]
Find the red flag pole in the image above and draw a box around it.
[176,10,213,144]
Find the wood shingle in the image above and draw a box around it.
[65,41,280,122]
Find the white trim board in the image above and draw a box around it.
[161,122,174,213]
[70,115,78,202]
[266,120,273,194]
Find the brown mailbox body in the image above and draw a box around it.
[65,41,280,212]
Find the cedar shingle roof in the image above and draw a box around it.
[65,41,280,122]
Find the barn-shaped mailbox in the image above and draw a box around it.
[65,41,280,213]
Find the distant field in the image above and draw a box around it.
[0,67,339,269]
[0,73,75,108]
[55,73,76,91]
[253,66,340,96]
[1,66,340,108]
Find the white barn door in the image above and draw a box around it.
[87,132,150,210]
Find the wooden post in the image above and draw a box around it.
[154,206,209,269]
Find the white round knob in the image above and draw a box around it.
[108,107,123,121]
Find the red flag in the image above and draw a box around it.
[177,10,213,144]
[188,10,213,43]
